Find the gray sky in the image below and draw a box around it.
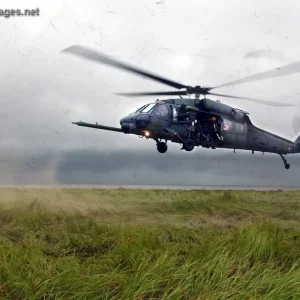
[1,0,300,186]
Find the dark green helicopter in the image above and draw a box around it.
[61,45,300,170]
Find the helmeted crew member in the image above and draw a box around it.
[213,116,224,141]
[178,103,190,124]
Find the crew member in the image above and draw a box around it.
[213,117,224,141]
[178,103,190,124]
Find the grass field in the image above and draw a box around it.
[1,188,300,299]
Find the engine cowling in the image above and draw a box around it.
[196,98,245,121]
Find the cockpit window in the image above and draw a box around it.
[134,103,157,114]
[154,104,169,116]
[141,103,156,113]
[134,105,147,113]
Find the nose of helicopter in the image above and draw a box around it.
[120,115,137,133]
[120,114,151,133]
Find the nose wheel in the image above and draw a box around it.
[280,154,290,169]
[157,141,168,153]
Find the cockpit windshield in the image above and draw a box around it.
[134,103,157,114]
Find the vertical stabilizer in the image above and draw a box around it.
[295,135,300,144]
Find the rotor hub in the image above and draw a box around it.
[186,85,211,95]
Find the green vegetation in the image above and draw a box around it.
[1,188,300,299]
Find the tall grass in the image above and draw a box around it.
[0,188,300,299]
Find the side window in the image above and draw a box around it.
[154,104,169,116]
[222,119,232,132]
[172,106,178,122]
[236,122,244,134]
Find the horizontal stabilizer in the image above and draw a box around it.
[72,121,123,132]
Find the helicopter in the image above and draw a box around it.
[61,44,300,170]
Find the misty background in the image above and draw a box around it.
[1,0,300,186]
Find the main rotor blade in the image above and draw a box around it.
[61,45,188,89]
[208,92,297,107]
[213,61,300,89]
[115,91,188,97]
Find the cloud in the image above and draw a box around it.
[1,146,298,187]
[54,148,300,186]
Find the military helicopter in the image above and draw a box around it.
[61,45,300,170]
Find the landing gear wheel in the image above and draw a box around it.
[157,141,168,153]
[183,139,194,152]
[280,154,291,170]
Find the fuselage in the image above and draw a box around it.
[119,98,299,155]
[221,115,296,154]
